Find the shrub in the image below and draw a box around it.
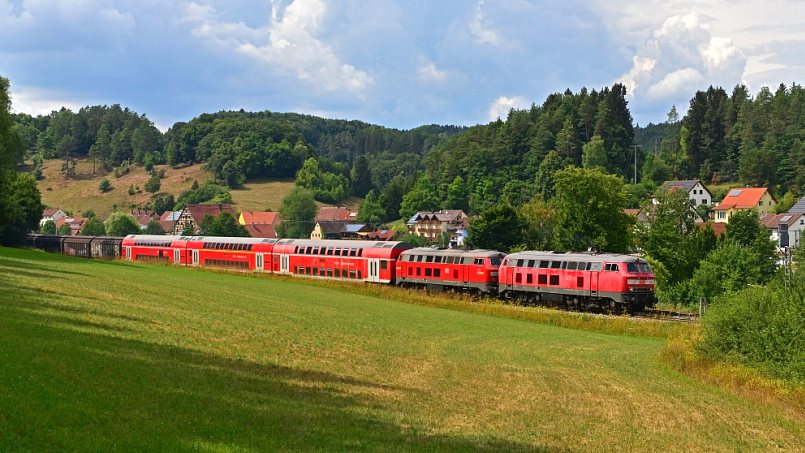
[699,281,805,382]
[98,178,111,192]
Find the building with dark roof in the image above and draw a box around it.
[658,180,712,207]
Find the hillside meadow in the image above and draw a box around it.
[35,159,324,218]
[0,247,802,451]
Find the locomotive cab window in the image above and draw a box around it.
[474,258,485,266]
[605,263,619,272]
[490,257,501,266]
[627,263,639,273]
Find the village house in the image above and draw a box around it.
[56,216,87,236]
[310,221,370,240]
[130,209,160,230]
[315,206,357,223]
[712,188,776,223]
[40,208,67,227]
[761,213,805,248]
[238,211,281,239]
[790,196,805,214]
[160,210,182,235]
[170,204,237,235]
[406,210,468,242]
[658,180,712,207]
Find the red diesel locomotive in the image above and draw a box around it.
[396,248,505,294]
[499,251,655,311]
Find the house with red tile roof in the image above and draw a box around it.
[56,216,87,236]
[130,209,159,230]
[315,206,357,223]
[40,208,67,227]
[712,188,776,223]
[243,223,278,239]
[239,211,280,226]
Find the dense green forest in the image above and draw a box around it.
[12,82,805,220]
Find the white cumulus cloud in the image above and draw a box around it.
[487,96,529,121]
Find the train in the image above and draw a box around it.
[25,234,656,312]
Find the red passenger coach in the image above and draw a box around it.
[396,248,506,294]
[270,239,411,283]
[123,235,187,264]
[498,251,655,311]
[185,236,277,271]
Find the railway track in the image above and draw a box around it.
[634,308,700,322]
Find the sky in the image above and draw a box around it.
[1,0,804,131]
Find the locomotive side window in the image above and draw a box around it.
[539,260,550,268]
[425,268,432,277]
[538,274,547,284]
[426,256,434,263]
[516,259,524,267]
[567,262,578,270]
[549,275,559,285]
[527,260,535,268]
[604,263,619,272]
[590,262,602,271]
[526,274,533,284]
[434,269,441,277]
[474,258,485,266]
[551,261,562,269]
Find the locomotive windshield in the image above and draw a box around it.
[627,263,639,273]
[490,257,502,266]
[639,262,652,273]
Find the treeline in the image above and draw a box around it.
[13,105,164,174]
[421,84,635,216]
[163,110,461,206]
[638,83,805,196]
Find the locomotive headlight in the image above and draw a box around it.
[627,279,641,285]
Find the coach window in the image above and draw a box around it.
[312,247,319,255]
[348,249,356,257]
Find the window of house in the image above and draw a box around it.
[718,211,725,219]
[759,201,763,206]
[702,199,707,205]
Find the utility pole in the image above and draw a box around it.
[632,145,639,184]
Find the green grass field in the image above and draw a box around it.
[0,247,802,451]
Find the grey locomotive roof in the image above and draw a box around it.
[275,239,408,249]
[402,248,504,258]
[505,251,644,262]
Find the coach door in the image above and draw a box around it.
[280,254,290,274]
[191,250,199,266]
[174,249,181,265]
[367,258,380,283]
[256,253,264,272]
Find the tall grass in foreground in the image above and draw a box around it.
[210,268,697,340]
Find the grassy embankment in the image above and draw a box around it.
[36,159,316,217]
[0,246,802,451]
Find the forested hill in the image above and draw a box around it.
[12,81,805,220]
